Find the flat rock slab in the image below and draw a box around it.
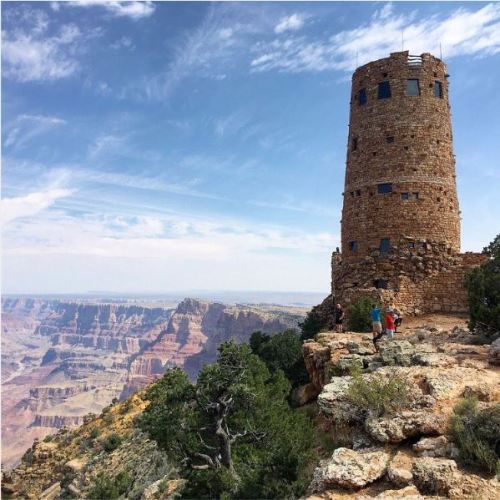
[314,447,390,490]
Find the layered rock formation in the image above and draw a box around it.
[2,297,305,468]
[305,319,500,499]
[2,393,182,499]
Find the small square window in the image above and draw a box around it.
[352,137,358,151]
[412,192,419,200]
[378,81,391,99]
[380,238,391,253]
[406,79,420,96]
[350,191,355,197]
[374,279,388,289]
[434,81,443,98]
[377,183,392,194]
[359,88,367,105]
[356,190,361,197]
[401,192,409,200]
[349,241,358,252]
[386,136,394,144]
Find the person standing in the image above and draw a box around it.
[393,306,403,332]
[385,310,396,340]
[334,303,344,333]
[371,304,383,344]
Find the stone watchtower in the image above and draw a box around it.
[332,52,485,314]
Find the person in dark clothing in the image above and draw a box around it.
[334,303,344,332]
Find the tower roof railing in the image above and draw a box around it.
[407,54,423,67]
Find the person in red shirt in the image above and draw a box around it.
[385,311,395,339]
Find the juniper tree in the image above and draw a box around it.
[138,341,314,498]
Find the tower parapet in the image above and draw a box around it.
[332,51,486,314]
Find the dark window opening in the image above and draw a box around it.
[349,241,358,252]
[382,72,388,78]
[350,191,354,197]
[434,81,443,98]
[373,151,377,156]
[377,183,392,194]
[356,190,361,197]
[374,279,388,289]
[406,79,420,96]
[380,238,391,253]
[401,192,409,200]
[412,192,419,200]
[404,145,409,150]
[378,81,391,99]
[352,137,358,151]
[437,197,441,202]
[408,242,415,249]
[386,136,394,143]
[359,88,367,105]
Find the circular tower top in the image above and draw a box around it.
[341,51,460,264]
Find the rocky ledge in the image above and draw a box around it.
[304,322,500,499]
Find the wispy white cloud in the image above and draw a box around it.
[124,3,273,101]
[274,14,306,34]
[3,205,337,260]
[1,188,74,225]
[2,22,82,82]
[3,114,67,149]
[65,1,155,20]
[251,3,500,73]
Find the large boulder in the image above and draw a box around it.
[379,341,416,366]
[387,450,414,488]
[412,457,458,496]
[291,382,319,406]
[411,353,457,368]
[424,367,483,399]
[365,410,447,443]
[413,436,453,458]
[311,447,390,491]
[317,377,357,422]
[489,338,500,366]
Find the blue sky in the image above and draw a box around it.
[2,1,500,294]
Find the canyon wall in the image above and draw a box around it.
[1,297,305,467]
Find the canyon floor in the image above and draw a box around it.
[1,296,306,468]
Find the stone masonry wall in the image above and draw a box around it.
[332,51,484,315]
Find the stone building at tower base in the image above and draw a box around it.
[331,242,487,315]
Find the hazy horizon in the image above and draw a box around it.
[2,289,326,307]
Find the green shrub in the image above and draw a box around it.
[250,329,309,389]
[347,297,381,333]
[87,471,131,499]
[449,397,500,475]
[466,234,500,338]
[345,370,414,418]
[89,428,100,439]
[102,433,122,453]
